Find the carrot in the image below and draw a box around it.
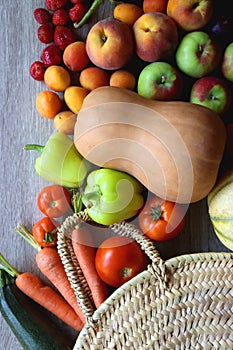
[16,225,86,325]
[71,226,109,308]
[0,253,84,331]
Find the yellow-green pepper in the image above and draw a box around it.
[82,168,145,225]
[24,132,88,188]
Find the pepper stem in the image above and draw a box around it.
[24,144,44,153]
[82,188,101,209]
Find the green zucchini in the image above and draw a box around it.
[0,269,76,350]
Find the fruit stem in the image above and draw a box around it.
[24,144,44,153]
[73,0,104,29]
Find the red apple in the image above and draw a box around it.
[137,61,183,101]
[132,12,178,62]
[190,76,232,115]
[167,0,213,32]
[85,18,134,70]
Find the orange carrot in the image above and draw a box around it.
[71,227,109,308]
[0,253,84,331]
[16,225,86,325]
[35,247,86,324]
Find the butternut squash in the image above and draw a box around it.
[74,86,226,203]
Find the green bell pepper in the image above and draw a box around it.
[24,132,88,188]
[82,168,144,225]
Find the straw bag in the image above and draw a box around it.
[57,210,233,350]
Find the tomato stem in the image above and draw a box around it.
[150,204,162,221]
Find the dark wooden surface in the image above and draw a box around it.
[0,1,230,349]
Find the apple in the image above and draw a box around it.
[190,76,232,115]
[222,42,233,82]
[167,0,213,32]
[85,18,134,70]
[175,31,221,78]
[132,12,178,62]
[137,62,183,101]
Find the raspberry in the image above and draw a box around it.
[54,25,76,50]
[30,61,46,81]
[69,3,86,22]
[45,0,68,11]
[41,44,62,66]
[52,9,69,25]
[34,8,52,24]
[38,23,55,44]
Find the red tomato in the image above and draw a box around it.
[95,236,149,288]
[32,217,58,247]
[37,185,72,218]
[138,195,186,242]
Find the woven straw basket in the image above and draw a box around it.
[57,210,233,350]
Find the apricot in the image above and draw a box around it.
[143,0,168,13]
[79,67,109,91]
[54,110,77,135]
[64,86,89,113]
[44,65,71,92]
[36,90,62,119]
[113,3,143,27]
[63,41,89,72]
[109,70,136,91]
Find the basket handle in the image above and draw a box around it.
[57,210,166,320]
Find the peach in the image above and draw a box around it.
[63,41,89,72]
[44,65,71,92]
[64,86,89,114]
[54,110,77,135]
[143,0,168,13]
[109,70,136,90]
[79,67,109,91]
[113,3,143,27]
[167,0,214,31]
[133,12,178,62]
[85,18,134,70]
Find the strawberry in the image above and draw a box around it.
[38,23,55,44]
[70,0,84,3]
[69,3,86,22]
[30,61,46,81]
[53,25,76,50]
[34,8,52,24]
[41,44,62,66]
[52,9,69,25]
[45,0,68,11]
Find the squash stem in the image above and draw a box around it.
[15,224,41,252]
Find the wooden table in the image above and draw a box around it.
[0,1,230,349]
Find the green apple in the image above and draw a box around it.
[137,62,183,100]
[175,31,221,78]
[190,76,232,115]
[222,42,233,82]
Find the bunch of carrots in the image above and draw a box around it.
[0,223,109,332]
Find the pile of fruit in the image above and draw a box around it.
[1,0,233,349]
